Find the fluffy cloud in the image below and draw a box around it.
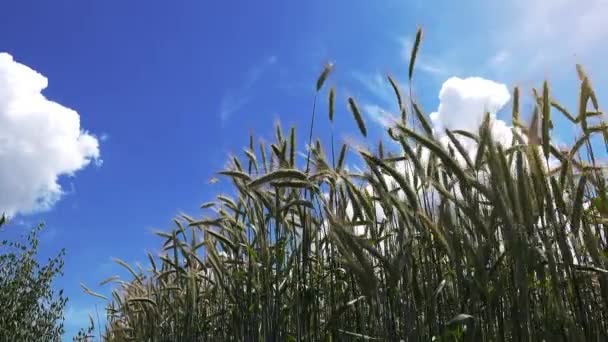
[429,77,513,160]
[363,77,514,223]
[430,77,510,134]
[0,53,99,216]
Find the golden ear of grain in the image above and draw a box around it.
[249,169,308,188]
[200,202,216,209]
[80,283,109,300]
[387,74,403,110]
[289,127,296,167]
[244,148,259,173]
[542,80,551,158]
[527,108,541,145]
[409,27,423,81]
[270,179,316,189]
[348,97,368,137]
[512,86,520,125]
[399,136,426,181]
[361,150,419,211]
[571,175,587,233]
[276,122,284,143]
[576,63,587,82]
[579,77,590,132]
[316,62,334,92]
[218,170,252,181]
[551,99,576,122]
[259,141,268,174]
[445,129,474,169]
[128,297,157,307]
[206,228,235,251]
[412,102,433,136]
[329,87,336,123]
[532,87,540,102]
[337,144,348,171]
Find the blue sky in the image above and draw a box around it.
[0,0,606,339]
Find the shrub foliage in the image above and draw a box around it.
[0,218,67,341]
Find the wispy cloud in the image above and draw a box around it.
[399,37,448,77]
[219,95,249,123]
[351,71,404,130]
[483,0,608,80]
[488,50,510,68]
[351,71,396,106]
[219,56,277,123]
[363,104,399,128]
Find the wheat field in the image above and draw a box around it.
[78,28,608,341]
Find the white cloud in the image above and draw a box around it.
[428,77,514,167]
[430,76,511,139]
[0,53,99,216]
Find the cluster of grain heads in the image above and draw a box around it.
[82,28,608,341]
